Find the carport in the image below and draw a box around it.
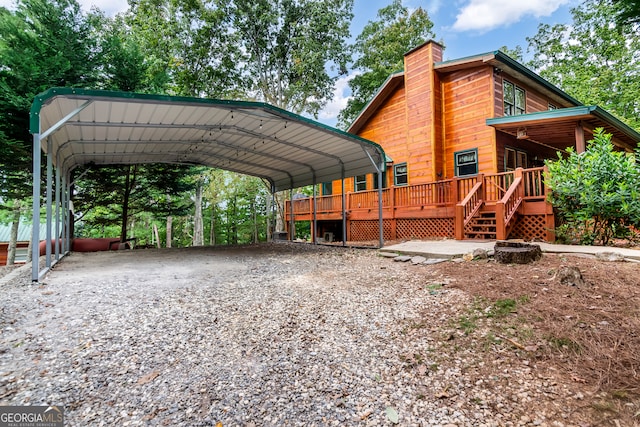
[30,87,387,281]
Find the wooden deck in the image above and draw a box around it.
[285,167,554,242]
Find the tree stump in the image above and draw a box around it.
[494,241,542,264]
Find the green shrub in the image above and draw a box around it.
[545,128,640,246]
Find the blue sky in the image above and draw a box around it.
[0,0,581,125]
[318,0,581,125]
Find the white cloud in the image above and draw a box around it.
[452,0,571,32]
[318,72,359,122]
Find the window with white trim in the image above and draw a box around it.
[455,149,478,176]
[354,175,367,192]
[393,163,408,186]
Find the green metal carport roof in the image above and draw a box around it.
[30,87,386,192]
[29,87,387,281]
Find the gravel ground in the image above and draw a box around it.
[1,243,578,426]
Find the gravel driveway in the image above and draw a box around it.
[1,243,573,426]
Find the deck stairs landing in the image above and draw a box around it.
[465,210,497,239]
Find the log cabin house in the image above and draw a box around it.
[285,41,640,243]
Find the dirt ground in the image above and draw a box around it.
[1,243,639,425]
[429,253,640,426]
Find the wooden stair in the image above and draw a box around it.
[465,211,497,239]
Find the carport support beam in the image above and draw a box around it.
[312,179,317,244]
[341,175,346,247]
[289,189,294,241]
[55,163,60,260]
[46,138,53,268]
[31,133,41,282]
[377,169,384,248]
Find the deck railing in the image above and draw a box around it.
[284,167,547,220]
[454,181,484,239]
[484,171,514,202]
[394,180,454,207]
[522,167,546,200]
[496,175,524,240]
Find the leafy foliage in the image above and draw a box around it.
[337,0,435,128]
[227,0,353,116]
[72,164,197,242]
[612,0,640,25]
[527,0,640,128]
[545,129,640,245]
[0,0,98,200]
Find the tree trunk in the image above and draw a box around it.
[265,192,272,242]
[153,223,161,248]
[274,191,286,232]
[6,200,22,266]
[193,180,204,246]
[209,205,215,245]
[166,216,173,248]
[121,165,136,243]
[232,196,238,245]
[494,241,542,264]
[252,198,258,244]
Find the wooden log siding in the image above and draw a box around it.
[442,68,496,179]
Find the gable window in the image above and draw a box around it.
[393,163,408,186]
[455,149,478,176]
[354,175,367,192]
[504,80,525,116]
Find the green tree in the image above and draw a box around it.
[527,0,640,128]
[545,129,640,245]
[498,45,524,61]
[72,164,197,244]
[227,0,353,116]
[612,0,640,25]
[125,0,242,98]
[0,0,98,201]
[337,0,436,128]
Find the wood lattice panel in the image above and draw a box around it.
[350,220,393,241]
[396,218,454,239]
[510,215,548,241]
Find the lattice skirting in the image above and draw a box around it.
[349,218,455,241]
[509,214,548,241]
[349,220,394,241]
[396,218,454,239]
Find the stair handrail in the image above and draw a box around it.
[495,176,523,239]
[458,181,484,226]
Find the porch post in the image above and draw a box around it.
[575,122,586,153]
